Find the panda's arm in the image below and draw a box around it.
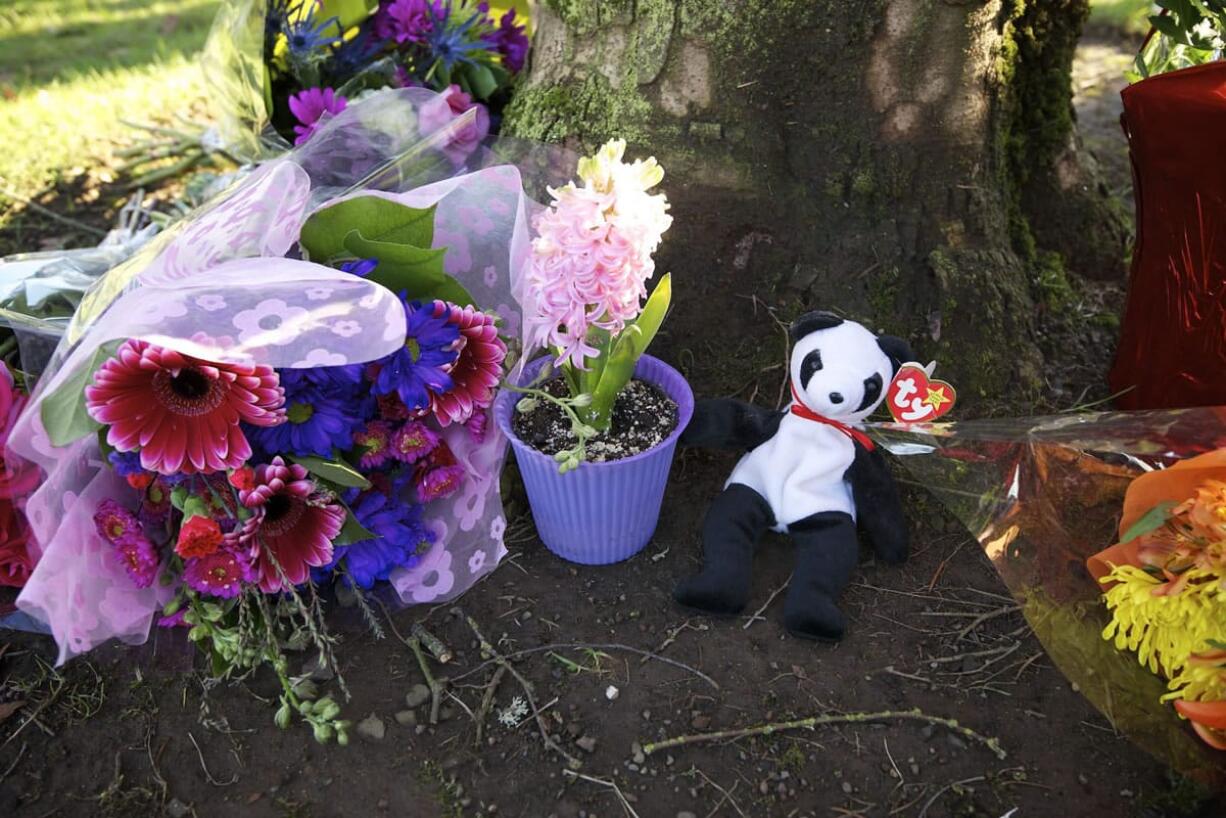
[680,399,785,452]
[847,443,908,564]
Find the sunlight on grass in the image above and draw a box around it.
[1090,0,1154,34]
[0,0,220,224]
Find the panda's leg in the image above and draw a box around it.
[783,511,859,642]
[674,483,774,615]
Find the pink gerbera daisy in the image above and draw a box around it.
[183,547,254,599]
[85,340,285,475]
[429,301,506,427]
[240,457,343,593]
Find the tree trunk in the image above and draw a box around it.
[504,0,1128,405]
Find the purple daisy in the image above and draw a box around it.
[354,420,395,469]
[289,86,348,145]
[183,547,255,599]
[390,420,439,464]
[245,375,362,458]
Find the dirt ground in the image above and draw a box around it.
[1,21,1224,818]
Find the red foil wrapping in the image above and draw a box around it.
[1110,63,1226,410]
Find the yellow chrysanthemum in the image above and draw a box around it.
[1163,651,1226,704]
[1100,565,1226,678]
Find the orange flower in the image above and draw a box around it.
[175,515,223,560]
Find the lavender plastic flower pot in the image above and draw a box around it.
[494,354,694,565]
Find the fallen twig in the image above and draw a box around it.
[412,623,454,664]
[458,608,582,769]
[187,732,238,787]
[562,769,640,818]
[742,573,792,630]
[451,642,719,690]
[378,599,447,724]
[474,665,508,748]
[641,708,1007,760]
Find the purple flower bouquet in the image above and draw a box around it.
[3,88,537,742]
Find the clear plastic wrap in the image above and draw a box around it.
[3,87,550,662]
[873,408,1226,784]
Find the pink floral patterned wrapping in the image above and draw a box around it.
[5,88,536,662]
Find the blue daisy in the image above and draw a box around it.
[372,299,460,412]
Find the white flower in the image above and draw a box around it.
[330,320,362,338]
[232,298,310,346]
[195,294,227,311]
[292,348,348,367]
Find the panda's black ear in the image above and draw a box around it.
[877,334,913,373]
[789,311,843,343]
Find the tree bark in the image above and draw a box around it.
[504,0,1127,404]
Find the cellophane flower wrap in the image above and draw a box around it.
[873,409,1226,785]
[3,88,540,690]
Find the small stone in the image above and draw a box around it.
[395,710,417,726]
[642,710,651,720]
[439,706,455,722]
[576,735,598,753]
[920,724,935,740]
[1078,774,1089,786]
[677,812,697,818]
[356,714,386,741]
[841,782,853,795]
[627,763,640,772]
[167,799,190,818]
[909,763,920,776]
[665,755,674,767]
[1120,789,1134,798]
[405,684,431,709]
[759,780,770,795]
[690,714,711,730]
[605,685,620,701]
[631,742,646,765]
[566,722,582,738]
[946,734,968,751]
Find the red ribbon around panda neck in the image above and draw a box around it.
[789,382,876,452]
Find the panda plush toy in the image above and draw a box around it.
[675,311,912,641]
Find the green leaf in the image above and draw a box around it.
[343,231,476,306]
[333,506,377,546]
[1120,500,1178,544]
[584,274,672,431]
[40,341,121,447]
[466,63,499,100]
[315,0,378,31]
[289,453,371,489]
[299,197,437,263]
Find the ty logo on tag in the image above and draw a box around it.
[887,362,956,423]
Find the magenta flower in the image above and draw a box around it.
[391,420,439,463]
[525,140,671,369]
[374,0,439,44]
[94,499,142,545]
[288,86,348,145]
[416,442,465,502]
[429,301,506,427]
[85,340,285,475]
[489,9,529,73]
[419,85,490,164]
[354,420,396,469]
[183,547,254,599]
[240,457,344,593]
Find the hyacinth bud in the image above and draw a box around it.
[274,702,292,730]
[571,393,593,408]
[516,397,538,412]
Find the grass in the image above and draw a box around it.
[1089,0,1154,35]
[0,0,220,235]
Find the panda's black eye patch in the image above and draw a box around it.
[800,349,823,388]
[856,373,883,412]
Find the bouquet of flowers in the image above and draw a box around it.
[203,0,529,159]
[1088,450,1226,750]
[1133,2,1226,81]
[872,408,1226,781]
[3,88,537,741]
